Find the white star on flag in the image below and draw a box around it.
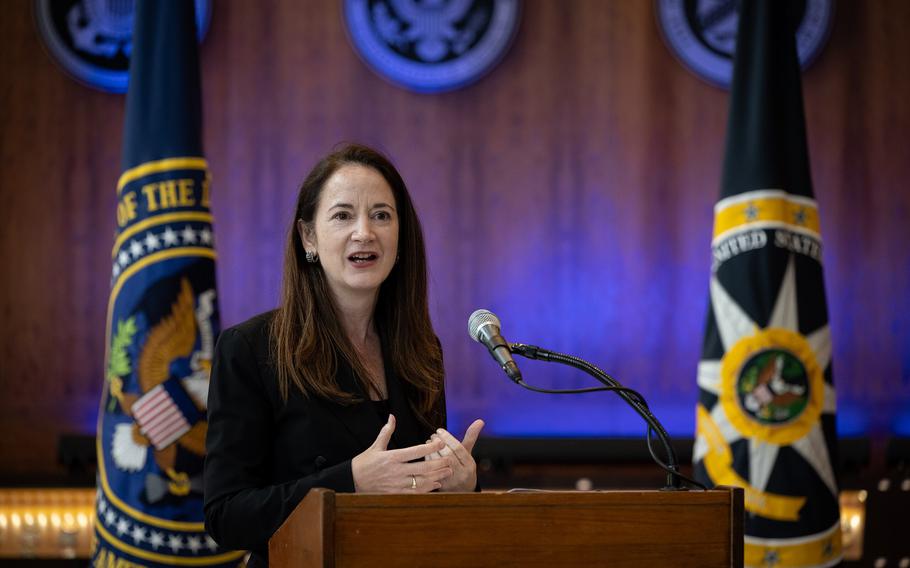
[128,240,144,259]
[130,526,146,544]
[199,227,213,245]
[205,535,219,551]
[181,225,197,244]
[144,231,161,251]
[117,250,130,267]
[167,534,184,552]
[149,531,165,549]
[104,510,116,527]
[162,227,179,247]
[187,535,202,553]
[115,517,130,536]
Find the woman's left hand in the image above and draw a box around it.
[426,419,485,492]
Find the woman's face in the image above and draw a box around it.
[300,164,400,303]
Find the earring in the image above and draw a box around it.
[305,250,319,263]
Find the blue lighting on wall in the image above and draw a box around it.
[835,406,869,437]
[893,409,910,437]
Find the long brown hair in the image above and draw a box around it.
[270,143,444,426]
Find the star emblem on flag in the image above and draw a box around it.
[744,202,760,221]
[695,256,837,510]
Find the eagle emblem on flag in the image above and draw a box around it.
[107,278,215,502]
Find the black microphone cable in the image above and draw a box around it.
[509,342,707,491]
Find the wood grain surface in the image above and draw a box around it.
[270,488,743,567]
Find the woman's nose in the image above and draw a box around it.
[352,217,374,241]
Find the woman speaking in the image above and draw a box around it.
[203,144,484,566]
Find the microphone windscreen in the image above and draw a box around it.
[468,309,500,342]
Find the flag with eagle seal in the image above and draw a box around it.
[693,2,841,567]
[94,1,244,566]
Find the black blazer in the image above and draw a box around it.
[203,311,445,566]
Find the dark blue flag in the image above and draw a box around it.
[693,1,841,567]
[94,1,243,565]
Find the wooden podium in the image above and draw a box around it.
[269,487,743,567]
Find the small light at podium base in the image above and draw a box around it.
[839,489,866,561]
[575,477,593,491]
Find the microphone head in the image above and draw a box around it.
[468,309,501,342]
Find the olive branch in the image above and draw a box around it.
[106,317,137,411]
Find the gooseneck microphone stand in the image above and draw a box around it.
[508,342,705,491]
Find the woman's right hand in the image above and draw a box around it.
[351,415,453,493]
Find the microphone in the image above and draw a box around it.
[468,309,522,383]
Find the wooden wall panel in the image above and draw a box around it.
[1,0,908,476]
[1,0,123,475]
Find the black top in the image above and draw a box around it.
[369,398,392,420]
[203,311,445,566]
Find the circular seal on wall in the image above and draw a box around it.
[655,0,834,88]
[34,0,212,93]
[343,0,521,93]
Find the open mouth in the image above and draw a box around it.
[348,253,378,264]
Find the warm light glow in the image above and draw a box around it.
[850,514,861,529]
[0,488,96,558]
[839,490,866,561]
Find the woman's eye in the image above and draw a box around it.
[332,212,350,221]
[374,211,391,221]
